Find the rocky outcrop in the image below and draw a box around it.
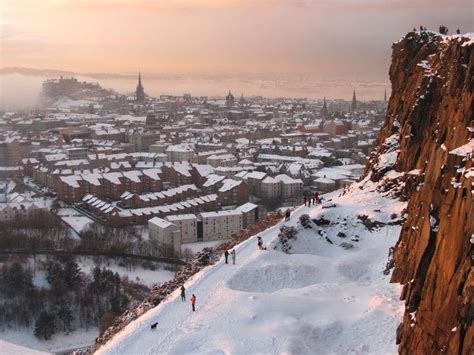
[367,32,473,354]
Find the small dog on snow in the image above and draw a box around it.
[150,322,158,329]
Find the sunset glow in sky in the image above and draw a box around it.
[1,0,472,79]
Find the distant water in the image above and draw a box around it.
[0,73,390,111]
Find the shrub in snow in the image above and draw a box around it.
[299,214,312,228]
[274,225,298,254]
[280,225,298,238]
[181,248,194,263]
[340,242,354,250]
[351,235,360,242]
[313,216,331,226]
[357,214,386,231]
[337,232,347,238]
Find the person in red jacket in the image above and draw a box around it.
[191,294,196,312]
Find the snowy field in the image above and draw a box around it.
[97,178,406,355]
[0,339,49,355]
[75,256,176,287]
[0,328,97,355]
[26,255,177,289]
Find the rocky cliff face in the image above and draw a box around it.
[367,32,473,354]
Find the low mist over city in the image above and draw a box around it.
[0,1,472,354]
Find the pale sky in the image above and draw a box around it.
[1,0,472,80]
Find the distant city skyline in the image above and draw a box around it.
[1,0,472,81]
[0,70,391,110]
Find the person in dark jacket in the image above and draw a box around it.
[180,285,186,302]
[315,192,321,205]
[224,250,229,264]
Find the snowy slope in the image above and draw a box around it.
[0,328,98,355]
[97,178,406,354]
[0,340,50,355]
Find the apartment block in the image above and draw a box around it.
[200,210,243,242]
[148,217,181,256]
[166,214,198,244]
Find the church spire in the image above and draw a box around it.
[136,71,145,102]
[352,90,357,112]
[239,93,245,106]
[321,97,328,118]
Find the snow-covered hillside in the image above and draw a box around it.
[97,177,406,354]
[0,340,49,355]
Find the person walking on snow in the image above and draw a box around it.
[231,249,236,264]
[285,209,291,221]
[180,285,186,302]
[315,192,322,205]
[303,196,307,206]
[224,250,229,264]
[191,294,197,312]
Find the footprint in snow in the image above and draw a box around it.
[343,295,356,303]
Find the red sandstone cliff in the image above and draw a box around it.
[367,31,473,354]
